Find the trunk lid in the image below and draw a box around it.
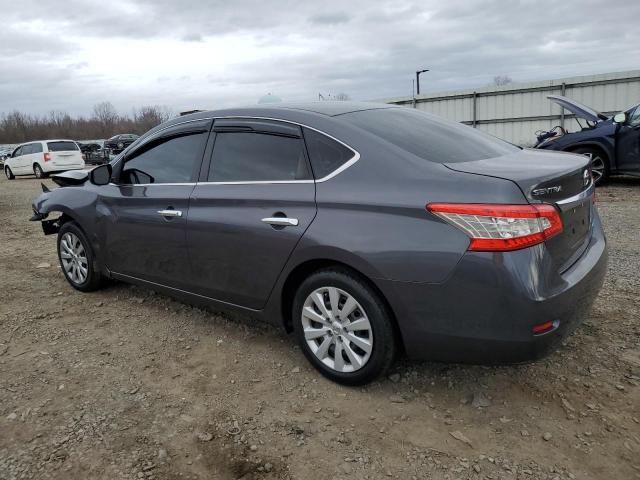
[445,149,594,272]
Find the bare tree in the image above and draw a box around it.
[0,103,175,143]
[492,75,513,86]
[132,106,173,133]
[92,101,118,136]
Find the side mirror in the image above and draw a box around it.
[89,164,112,186]
[613,112,627,124]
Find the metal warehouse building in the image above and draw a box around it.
[384,70,640,146]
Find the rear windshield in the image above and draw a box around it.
[341,108,518,163]
[47,141,79,152]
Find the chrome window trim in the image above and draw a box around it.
[111,115,361,186]
[107,182,197,187]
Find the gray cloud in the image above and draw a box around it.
[0,0,639,116]
[308,12,351,25]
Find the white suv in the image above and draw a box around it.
[4,140,85,180]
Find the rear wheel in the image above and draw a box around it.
[33,163,47,179]
[57,222,103,292]
[292,268,396,385]
[573,147,609,184]
[5,167,15,180]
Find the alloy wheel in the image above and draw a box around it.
[591,155,605,183]
[301,286,373,373]
[60,232,89,285]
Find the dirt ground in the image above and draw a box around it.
[0,175,638,480]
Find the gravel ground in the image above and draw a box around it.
[0,176,639,480]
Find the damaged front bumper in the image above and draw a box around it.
[29,183,60,235]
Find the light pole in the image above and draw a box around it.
[416,69,429,96]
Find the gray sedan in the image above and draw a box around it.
[31,102,607,385]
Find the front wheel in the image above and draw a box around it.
[57,222,103,292]
[292,268,397,385]
[5,167,15,180]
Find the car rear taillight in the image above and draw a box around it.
[43,152,51,162]
[426,203,563,252]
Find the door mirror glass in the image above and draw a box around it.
[613,112,627,124]
[89,164,112,185]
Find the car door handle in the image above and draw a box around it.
[157,209,182,217]
[261,217,299,227]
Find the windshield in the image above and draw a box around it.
[341,108,518,163]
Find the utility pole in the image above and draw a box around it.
[416,69,429,96]
[412,79,416,108]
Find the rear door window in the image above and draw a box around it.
[302,127,356,179]
[47,141,79,152]
[341,108,518,163]
[208,132,311,182]
[31,143,43,153]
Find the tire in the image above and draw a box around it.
[5,167,15,180]
[573,147,609,185]
[33,163,47,179]
[292,268,397,385]
[57,222,103,292]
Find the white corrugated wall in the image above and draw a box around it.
[383,70,640,146]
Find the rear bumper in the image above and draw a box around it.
[43,164,86,173]
[379,211,608,364]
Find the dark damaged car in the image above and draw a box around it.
[535,95,640,183]
[104,134,139,154]
[30,103,607,385]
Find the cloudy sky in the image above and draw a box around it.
[1,0,639,116]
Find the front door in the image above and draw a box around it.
[616,106,640,173]
[98,121,211,288]
[11,146,28,174]
[187,118,317,310]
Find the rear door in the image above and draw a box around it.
[186,118,316,309]
[98,120,211,288]
[29,143,44,170]
[616,106,640,173]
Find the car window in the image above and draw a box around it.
[302,127,355,179]
[47,141,79,152]
[21,144,33,155]
[629,106,640,127]
[120,132,207,184]
[208,132,311,182]
[341,108,518,163]
[31,143,43,153]
[13,147,23,157]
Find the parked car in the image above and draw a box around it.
[77,141,109,165]
[535,95,640,183]
[30,103,607,385]
[104,134,139,154]
[5,140,85,179]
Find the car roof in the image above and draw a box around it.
[133,101,399,148]
[176,101,396,123]
[19,139,76,145]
